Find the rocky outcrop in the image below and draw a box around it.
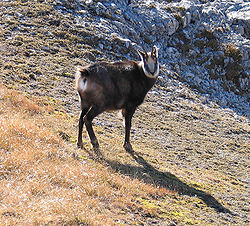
[53,0,250,115]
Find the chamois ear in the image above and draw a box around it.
[137,49,146,61]
[151,45,159,58]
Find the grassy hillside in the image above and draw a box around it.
[0,1,249,225]
[0,86,173,225]
[0,84,249,225]
[0,82,249,225]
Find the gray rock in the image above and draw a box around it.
[183,12,191,28]
[98,43,104,49]
[54,0,250,115]
[227,2,250,38]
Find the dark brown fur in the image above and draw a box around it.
[76,47,159,152]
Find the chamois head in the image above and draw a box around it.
[137,45,159,79]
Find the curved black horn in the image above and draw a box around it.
[142,46,148,57]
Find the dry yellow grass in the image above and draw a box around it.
[0,84,249,225]
[1,0,249,223]
[0,86,172,225]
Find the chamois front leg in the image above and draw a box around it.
[123,108,136,152]
[77,108,89,149]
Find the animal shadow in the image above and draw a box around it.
[84,146,232,214]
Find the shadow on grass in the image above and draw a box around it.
[84,147,232,214]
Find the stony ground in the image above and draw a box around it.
[0,0,249,225]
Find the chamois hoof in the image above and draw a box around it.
[77,142,84,149]
[93,144,99,150]
[123,142,134,153]
[91,140,99,149]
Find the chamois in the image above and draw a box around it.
[75,45,159,152]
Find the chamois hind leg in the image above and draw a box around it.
[84,106,104,149]
[123,108,136,152]
[77,107,90,149]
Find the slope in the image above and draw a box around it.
[0,0,249,225]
